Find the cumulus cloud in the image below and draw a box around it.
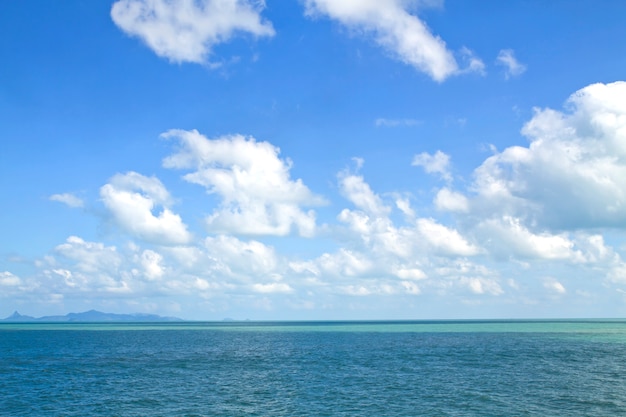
[52,236,133,294]
[287,167,493,299]
[304,0,476,81]
[496,49,526,79]
[50,193,84,208]
[100,172,192,245]
[135,249,165,281]
[472,81,626,230]
[162,129,325,237]
[204,234,278,279]
[412,150,452,181]
[111,0,274,64]
[338,171,390,217]
[55,236,122,274]
[474,216,582,261]
[416,218,481,256]
[434,188,469,212]
[0,271,21,287]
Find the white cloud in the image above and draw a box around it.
[375,118,421,127]
[472,82,626,230]
[0,271,21,287]
[50,193,84,208]
[395,197,415,217]
[307,249,375,278]
[52,236,133,294]
[204,235,278,278]
[163,129,324,237]
[461,277,503,295]
[111,0,274,64]
[304,0,468,81]
[412,150,452,181]
[496,49,526,79]
[543,278,566,294]
[416,218,481,256]
[338,172,390,217]
[252,282,293,294]
[100,172,192,245]
[459,46,486,76]
[475,216,581,261]
[55,236,122,275]
[434,188,469,212]
[394,267,426,280]
[136,249,165,281]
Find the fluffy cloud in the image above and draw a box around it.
[204,235,279,279]
[416,218,480,256]
[474,216,582,261]
[135,249,165,281]
[0,271,21,287]
[162,129,324,237]
[434,188,469,212]
[55,236,122,275]
[472,81,626,231]
[50,193,84,208]
[496,49,526,79]
[100,172,192,245]
[111,0,274,64]
[338,171,390,217]
[412,150,452,181]
[304,0,474,81]
[52,236,132,294]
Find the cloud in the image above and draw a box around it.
[111,0,274,64]
[459,46,486,76]
[252,282,293,294]
[375,118,421,127]
[474,216,582,261]
[50,193,84,208]
[135,249,165,281]
[51,236,133,294]
[100,172,192,245]
[162,129,325,237]
[416,218,481,256]
[434,188,469,212]
[543,278,566,294]
[412,150,452,181]
[0,271,21,287]
[472,81,626,230]
[55,236,122,275]
[338,171,390,217]
[496,49,526,79]
[203,234,279,279]
[304,0,471,81]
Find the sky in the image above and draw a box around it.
[1,0,626,320]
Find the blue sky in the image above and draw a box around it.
[2,0,626,320]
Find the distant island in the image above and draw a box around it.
[1,310,183,322]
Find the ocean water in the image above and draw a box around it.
[1,321,626,416]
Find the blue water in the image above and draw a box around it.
[1,320,626,416]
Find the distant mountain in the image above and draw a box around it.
[2,309,183,322]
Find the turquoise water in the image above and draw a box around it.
[2,320,626,416]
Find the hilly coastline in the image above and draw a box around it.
[2,310,183,322]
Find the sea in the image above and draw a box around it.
[1,320,626,416]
